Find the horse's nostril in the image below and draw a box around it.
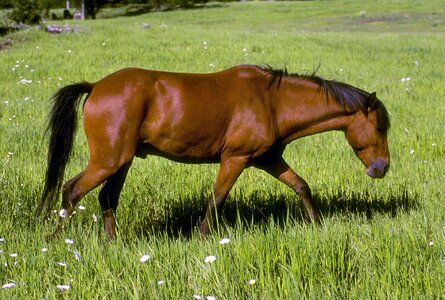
[367,159,389,179]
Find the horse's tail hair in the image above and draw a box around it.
[36,82,93,219]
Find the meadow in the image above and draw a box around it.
[0,0,444,298]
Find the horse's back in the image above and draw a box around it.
[84,66,279,162]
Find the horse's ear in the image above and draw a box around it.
[368,92,377,109]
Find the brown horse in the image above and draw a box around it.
[37,65,390,240]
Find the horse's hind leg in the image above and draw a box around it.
[99,160,132,240]
[49,163,125,240]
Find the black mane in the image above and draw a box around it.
[261,66,390,134]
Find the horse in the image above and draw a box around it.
[37,65,390,240]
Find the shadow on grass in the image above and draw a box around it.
[135,189,419,238]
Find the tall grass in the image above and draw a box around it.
[1,1,444,298]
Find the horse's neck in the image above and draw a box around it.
[275,81,350,144]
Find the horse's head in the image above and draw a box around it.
[345,92,390,179]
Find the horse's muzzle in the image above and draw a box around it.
[367,158,390,179]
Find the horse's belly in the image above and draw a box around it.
[139,117,226,161]
[135,141,220,164]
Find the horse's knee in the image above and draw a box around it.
[295,182,312,199]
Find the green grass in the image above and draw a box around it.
[1,0,445,298]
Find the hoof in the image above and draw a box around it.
[199,224,210,240]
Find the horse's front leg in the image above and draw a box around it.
[199,155,249,238]
[255,156,321,223]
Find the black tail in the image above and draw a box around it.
[36,82,93,218]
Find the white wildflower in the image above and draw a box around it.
[428,241,434,246]
[0,237,4,242]
[2,283,16,289]
[56,284,70,290]
[92,214,97,222]
[409,149,415,155]
[18,79,32,84]
[73,250,81,261]
[9,253,18,258]
[157,280,164,285]
[193,295,202,300]
[139,254,150,263]
[248,279,256,285]
[204,255,216,264]
[219,238,230,245]
[65,238,74,245]
[42,248,48,252]
[59,209,67,218]
[206,296,216,300]
[78,205,86,210]
[57,262,67,267]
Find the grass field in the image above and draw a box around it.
[1,0,444,298]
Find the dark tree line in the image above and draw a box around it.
[2,0,210,24]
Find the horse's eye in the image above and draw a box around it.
[376,127,384,134]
